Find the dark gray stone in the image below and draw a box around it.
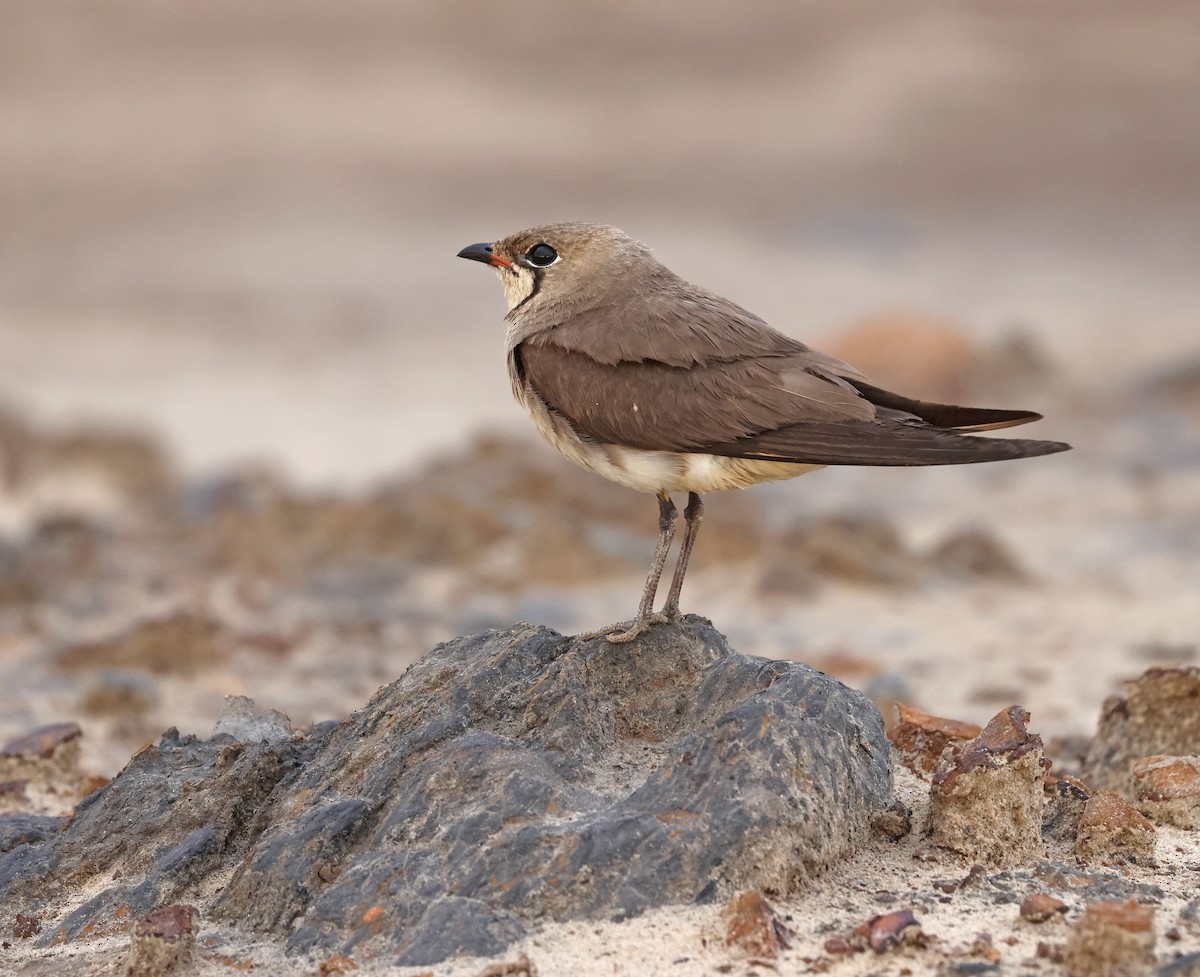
[394,897,527,967]
[1033,861,1165,904]
[0,814,64,854]
[0,619,891,965]
[0,842,56,896]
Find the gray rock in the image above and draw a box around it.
[211,694,295,744]
[0,618,891,965]
[0,814,64,854]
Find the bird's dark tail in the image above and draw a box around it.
[848,381,1044,432]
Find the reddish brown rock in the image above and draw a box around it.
[123,905,199,977]
[1075,791,1156,867]
[1132,755,1200,829]
[889,703,981,776]
[1063,900,1155,977]
[852,909,922,953]
[722,891,791,959]
[1038,940,1066,963]
[1021,893,1069,923]
[12,913,41,939]
[929,706,1048,864]
[1082,667,1200,796]
[0,721,94,815]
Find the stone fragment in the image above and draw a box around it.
[1076,791,1156,867]
[1132,755,1200,829]
[0,722,99,817]
[0,621,891,966]
[1038,940,1066,962]
[929,706,1048,865]
[1021,893,1068,923]
[1082,667,1200,795]
[0,722,82,761]
[211,695,294,744]
[722,891,790,958]
[853,909,922,953]
[12,912,40,938]
[871,800,913,841]
[1063,900,1155,977]
[1044,775,1092,842]
[889,703,981,776]
[123,905,199,977]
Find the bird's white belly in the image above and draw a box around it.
[605,444,822,493]
[514,372,821,494]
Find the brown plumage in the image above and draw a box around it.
[458,222,1070,641]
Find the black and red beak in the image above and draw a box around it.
[457,242,513,269]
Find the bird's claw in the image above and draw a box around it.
[576,613,669,644]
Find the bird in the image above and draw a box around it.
[458,222,1070,643]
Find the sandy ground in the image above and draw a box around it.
[2,3,1200,974]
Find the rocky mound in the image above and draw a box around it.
[0,618,891,967]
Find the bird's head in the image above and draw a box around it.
[457,222,658,318]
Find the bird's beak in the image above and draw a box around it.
[457,242,513,270]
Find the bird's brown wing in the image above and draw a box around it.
[515,338,1070,466]
[516,340,872,451]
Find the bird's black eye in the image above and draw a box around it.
[525,243,558,267]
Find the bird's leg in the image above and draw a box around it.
[659,492,703,620]
[576,491,677,644]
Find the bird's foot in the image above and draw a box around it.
[658,601,682,621]
[575,613,668,644]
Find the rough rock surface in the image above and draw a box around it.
[928,706,1048,865]
[888,703,981,776]
[0,619,891,967]
[1076,791,1157,868]
[1044,775,1093,843]
[1082,667,1200,796]
[123,905,199,977]
[1132,755,1200,830]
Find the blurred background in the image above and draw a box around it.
[1,2,1198,775]
[3,0,1198,482]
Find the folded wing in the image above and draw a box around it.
[515,288,1070,467]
